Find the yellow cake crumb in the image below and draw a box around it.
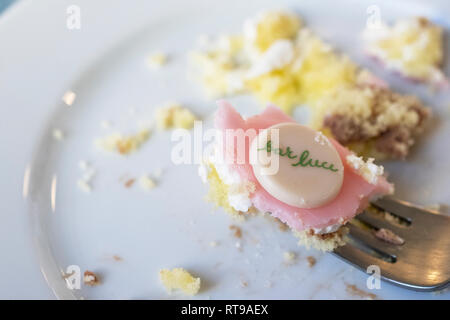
[52,129,64,141]
[246,10,302,52]
[95,129,150,155]
[77,179,92,193]
[205,163,240,216]
[139,175,156,190]
[191,10,357,114]
[190,34,247,97]
[155,102,197,130]
[147,52,168,68]
[246,29,357,113]
[283,251,296,264]
[159,268,201,296]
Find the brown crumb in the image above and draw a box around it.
[229,225,242,238]
[346,284,377,300]
[276,219,289,231]
[124,178,135,188]
[112,255,123,262]
[374,228,405,245]
[307,256,316,267]
[240,280,248,288]
[83,270,100,286]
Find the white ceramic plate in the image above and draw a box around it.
[1,0,449,299]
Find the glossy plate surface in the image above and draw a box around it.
[0,0,449,299]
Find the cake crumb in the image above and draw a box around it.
[240,280,248,288]
[374,228,405,245]
[155,102,197,130]
[294,227,348,252]
[275,219,289,231]
[346,284,377,300]
[52,129,64,141]
[124,178,135,188]
[307,256,316,267]
[112,255,123,262]
[77,179,92,193]
[229,225,242,238]
[283,251,296,265]
[140,175,156,190]
[83,271,100,286]
[95,129,150,155]
[147,52,168,69]
[159,268,201,296]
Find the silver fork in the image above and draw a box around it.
[333,196,450,292]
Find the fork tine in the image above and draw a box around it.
[333,241,391,271]
[334,242,449,291]
[371,197,429,221]
[356,210,406,235]
[347,223,399,257]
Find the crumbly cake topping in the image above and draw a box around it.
[363,16,446,84]
[191,10,357,113]
[191,10,432,160]
[244,10,302,52]
[318,86,430,159]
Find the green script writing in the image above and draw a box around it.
[257,140,338,172]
